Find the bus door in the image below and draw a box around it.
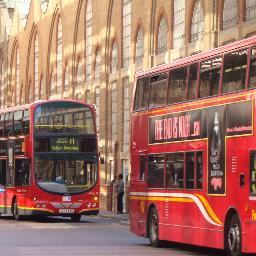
[14,157,30,210]
[137,154,148,227]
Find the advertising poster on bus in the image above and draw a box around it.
[207,106,226,195]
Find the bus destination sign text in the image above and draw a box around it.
[50,137,79,152]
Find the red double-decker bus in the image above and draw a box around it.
[129,36,256,255]
[0,99,99,221]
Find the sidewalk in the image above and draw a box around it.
[99,210,130,223]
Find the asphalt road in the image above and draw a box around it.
[0,215,233,256]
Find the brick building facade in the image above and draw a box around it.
[0,0,256,212]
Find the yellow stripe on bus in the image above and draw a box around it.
[195,194,222,225]
[129,195,193,203]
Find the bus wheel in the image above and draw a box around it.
[226,215,241,256]
[148,207,161,247]
[13,200,22,221]
[71,214,81,222]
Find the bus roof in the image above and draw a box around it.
[0,99,93,114]
[136,34,256,79]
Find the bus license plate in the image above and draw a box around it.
[59,209,74,213]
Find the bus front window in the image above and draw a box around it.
[35,157,97,194]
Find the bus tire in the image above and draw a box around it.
[148,207,162,247]
[71,214,81,222]
[226,214,241,256]
[13,200,22,221]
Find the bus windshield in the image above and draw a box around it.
[34,155,97,194]
[34,101,95,134]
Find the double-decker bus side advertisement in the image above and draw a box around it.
[129,35,256,255]
[0,100,99,222]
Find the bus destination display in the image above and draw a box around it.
[50,137,79,152]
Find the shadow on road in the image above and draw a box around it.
[139,241,255,256]
[0,214,94,224]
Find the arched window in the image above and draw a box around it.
[136,28,144,64]
[246,0,256,21]
[123,0,131,68]
[16,48,20,105]
[111,41,118,73]
[223,0,237,30]
[75,60,83,100]
[157,18,167,54]
[63,65,69,98]
[28,80,33,103]
[39,76,44,100]
[50,71,55,98]
[123,77,130,152]
[94,49,101,79]
[56,17,62,98]
[111,81,117,149]
[191,0,204,42]
[95,86,100,129]
[34,34,39,100]
[173,0,185,49]
[86,0,92,82]
[20,83,24,105]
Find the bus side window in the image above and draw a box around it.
[187,63,199,100]
[0,159,6,185]
[199,56,222,98]
[250,152,256,195]
[166,153,184,189]
[148,155,164,188]
[222,49,248,94]
[4,112,13,137]
[196,152,203,189]
[23,109,30,135]
[149,74,167,108]
[167,67,187,104]
[134,77,150,111]
[248,48,256,89]
[14,110,23,136]
[139,155,146,181]
[185,152,195,189]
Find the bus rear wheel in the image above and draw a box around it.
[71,214,81,222]
[226,214,241,256]
[148,207,162,247]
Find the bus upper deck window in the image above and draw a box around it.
[249,48,256,89]
[4,112,13,137]
[23,109,30,135]
[222,49,247,94]
[14,110,23,136]
[187,64,199,100]
[167,67,187,104]
[199,56,222,98]
[149,74,167,108]
[134,77,150,111]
